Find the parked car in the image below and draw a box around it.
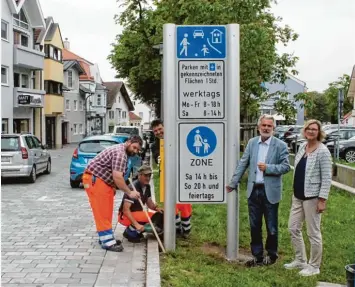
[281,125,303,143]
[70,134,144,188]
[143,130,155,144]
[113,125,142,137]
[322,124,349,131]
[326,139,355,163]
[1,133,51,183]
[109,130,147,157]
[274,125,290,139]
[108,134,143,178]
[69,135,128,188]
[290,127,355,153]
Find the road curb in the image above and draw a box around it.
[146,152,162,287]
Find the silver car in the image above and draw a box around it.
[1,133,51,183]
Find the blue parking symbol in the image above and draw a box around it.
[209,63,216,71]
[186,126,217,157]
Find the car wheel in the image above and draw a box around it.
[70,180,80,188]
[28,166,36,183]
[345,148,355,163]
[44,160,51,174]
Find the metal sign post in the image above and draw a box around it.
[163,24,177,251]
[163,23,239,256]
[226,24,240,261]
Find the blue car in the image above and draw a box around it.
[108,134,143,181]
[69,135,129,188]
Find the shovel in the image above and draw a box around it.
[128,179,166,253]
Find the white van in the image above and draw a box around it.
[113,125,142,138]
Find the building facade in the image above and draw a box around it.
[104,81,134,133]
[129,112,142,127]
[62,59,85,143]
[260,75,307,125]
[1,0,46,138]
[38,17,64,149]
[63,42,107,136]
[131,98,156,130]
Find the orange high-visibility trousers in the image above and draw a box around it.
[176,203,192,233]
[82,172,115,233]
[118,211,155,227]
[176,203,192,218]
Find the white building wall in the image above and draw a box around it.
[1,0,14,132]
[132,99,155,130]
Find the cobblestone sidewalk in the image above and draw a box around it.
[1,146,160,287]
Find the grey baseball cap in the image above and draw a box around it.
[138,165,152,175]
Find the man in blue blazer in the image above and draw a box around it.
[226,115,291,267]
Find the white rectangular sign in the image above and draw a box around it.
[178,60,225,119]
[178,122,225,203]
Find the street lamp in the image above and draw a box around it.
[153,42,163,120]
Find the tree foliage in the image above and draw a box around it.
[304,75,353,123]
[108,0,299,119]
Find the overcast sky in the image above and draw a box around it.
[39,0,355,92]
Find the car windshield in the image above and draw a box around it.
[79,140,118,153]
[276,126,289,132]
[1,136,20,151]
[325,129,337,135]
[115,127,139,135]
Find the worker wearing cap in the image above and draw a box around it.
[118,165,163,243]
[151,119,193,238]
[82,135,143,252]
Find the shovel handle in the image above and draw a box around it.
[129,179,166,253]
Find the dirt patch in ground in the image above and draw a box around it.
[201,243,253,264]
[201,242,225,257]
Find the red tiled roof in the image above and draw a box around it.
[63,49,94,81]
[129,112,142,121]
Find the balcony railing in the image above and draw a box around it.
[13,17,29,30]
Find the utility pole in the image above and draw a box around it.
[336,89,344,160]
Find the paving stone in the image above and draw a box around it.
[61,268,82,273]
[80,278,97,285]
[2,273,27,278]
[80,268,101,273]
[9,278,36,284]
[37,264,59,268]
[1,278,11,284]
[55,278,81,284]
[42,268,63,273]
[1,267,24,273]
[25,272,50,278]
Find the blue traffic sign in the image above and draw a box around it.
[186,126,217,157]
[177,26,226,59]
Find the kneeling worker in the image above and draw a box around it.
[118,165,163,242]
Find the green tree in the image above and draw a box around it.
[323,74,353,123]
[302,91,330,122]
[108,0,299,119]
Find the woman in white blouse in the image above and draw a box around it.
[284,119,332,276]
